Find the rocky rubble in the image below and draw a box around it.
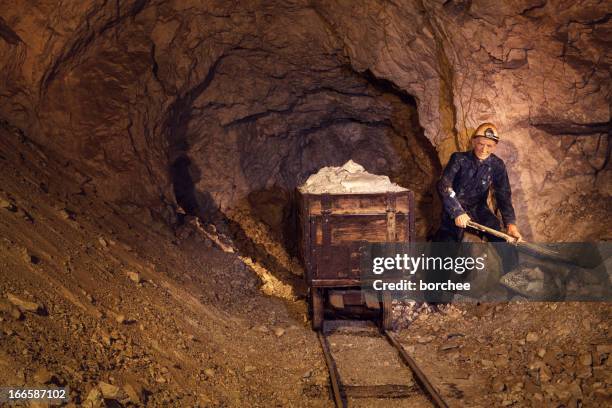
[0,123,329,406]
[6,293,46,315]
[398,302,611,407]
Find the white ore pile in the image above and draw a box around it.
[299,160,407,194]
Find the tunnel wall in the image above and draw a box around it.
[0,0,609,241]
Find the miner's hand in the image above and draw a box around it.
[507,224,523,242]
[454,213,471,228]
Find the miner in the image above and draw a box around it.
[436,123,522,240]
[434,123,521,273]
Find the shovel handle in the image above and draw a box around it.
[466,220,518,243]
[467,221,573,264]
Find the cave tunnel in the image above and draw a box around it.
[166,50,442,258]
[161,20,443,284]
[0,0,610,406]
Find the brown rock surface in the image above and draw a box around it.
[0,126,329,405]
[1,0,608,241]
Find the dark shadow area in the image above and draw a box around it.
[362,69,418,106]
[170,155,199,216]
[247,187,301,258]
[362,69,443,239]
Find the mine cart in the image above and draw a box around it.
[298,191,415,330]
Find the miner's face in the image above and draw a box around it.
[472,137,497,160]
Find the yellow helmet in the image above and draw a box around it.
[473,123,499,143]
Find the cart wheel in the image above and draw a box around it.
[310,288,324,331]
[380,292,393,330]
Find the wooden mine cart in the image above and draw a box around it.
[298,190,415,330]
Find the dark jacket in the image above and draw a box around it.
[437,151,516,226]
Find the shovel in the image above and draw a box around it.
[466,220,582,266]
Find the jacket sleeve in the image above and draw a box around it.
[437,153,466,219]
[492,161,516,226]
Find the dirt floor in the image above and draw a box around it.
[0,125,610,407]
[395,302,611,407]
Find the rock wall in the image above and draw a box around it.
[313,0,611,241]
[0,0,609,241]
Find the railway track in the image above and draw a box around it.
[317,321,449,408]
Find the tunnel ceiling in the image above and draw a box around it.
[0,0,610,241]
